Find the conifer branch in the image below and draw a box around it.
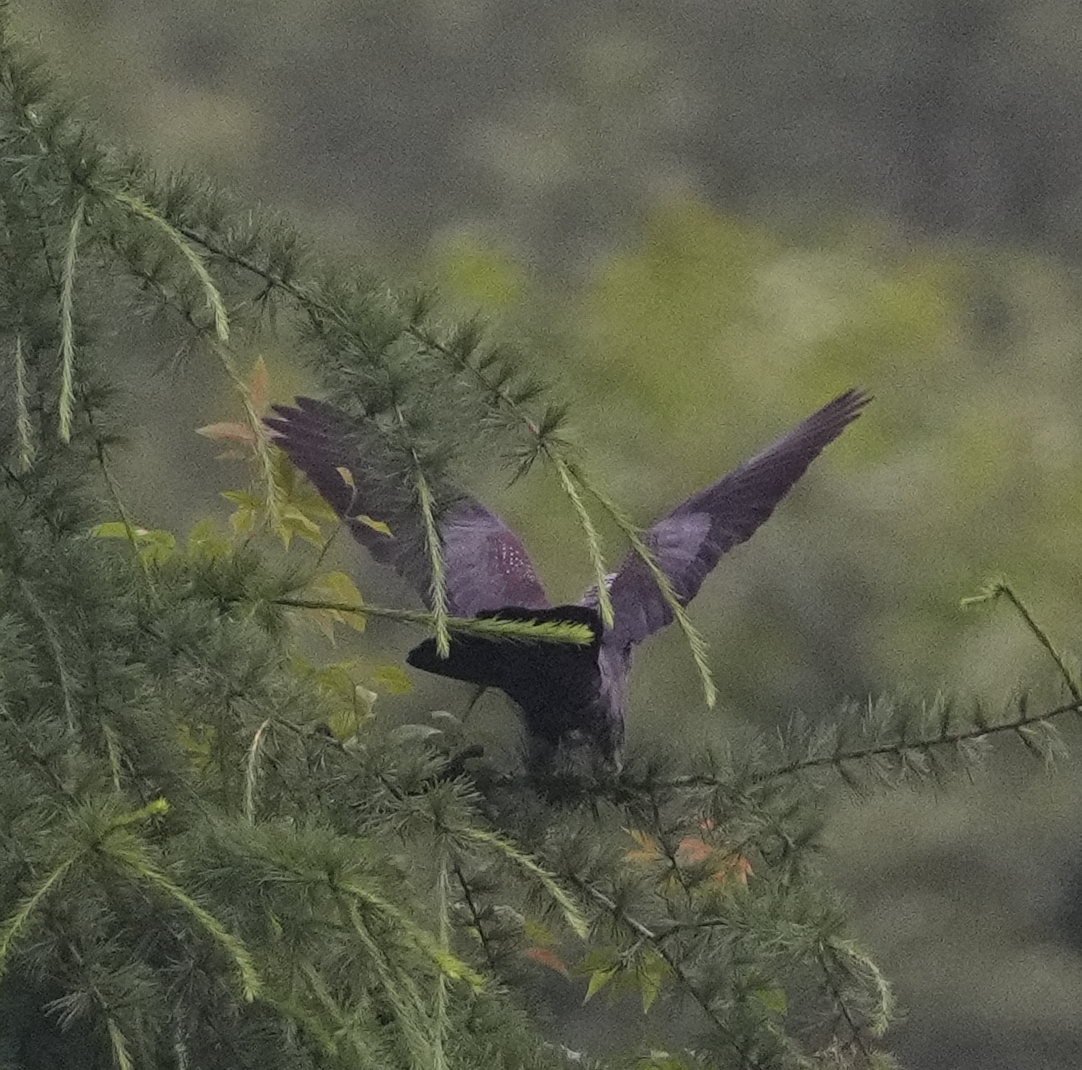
[415,469,452,658]
[822,937,894,1039]
[569,460,717,707]
[411,315,717,707]
[552,458,614,628]
[568,874,748,1058]
[12,335,35,470]
[294,962,361,1054]
[104,188,230,342]
[130,224,609,668]
[431,854,452,1070]
[244,718,271,823]
[408,321,625,637]
[452,825,589,940]
[334,875,483,989]
[0,858,73,976]
[619,696,1080,795]
[98,802,263,1001]
[86,403,161,592]
[18,577,78,731]
[963,577,1082,702]
[273,596,595,644]
[753,695,1075,786]
[412,314,719,706]
[56,194,83,442]
[339,894,437,1069]
[211,340,281,529]
[453,861,499,969]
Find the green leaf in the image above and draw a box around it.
[352,513,393,537]
[222,489,263,509]
[752,986,788,1014]
[584,965,618,1003]
[91,523,176,564]
[523,915,556,948]
[90,521,133,539]
[328,685,377,741]
[186,519,231,558]
[371,664,413,695]
[278,505,325,545]
[638,949,669,1013]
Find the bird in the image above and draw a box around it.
[265,389,869,767]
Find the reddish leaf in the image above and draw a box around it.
[524,947,570,977]
[676,836,712,865]
[196,421,257,445]
[625,827,662,863]
[248,356,269,413]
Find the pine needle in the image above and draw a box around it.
[552,458,613,627]
[107,187,229,342]
[453,824,589,940]
[568,460,717,707]
[13,335,35,469]
[56,195,83,442]
[106,1017,134,1070]
[416,472,451,657]
[244,719,271,823]
[0,859,73,977]
[963,576,1081,702]
[274,597,595,644]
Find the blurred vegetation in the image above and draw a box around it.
[10,0,1082,1066]
[16,0,1082,266]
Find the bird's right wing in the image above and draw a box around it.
[265,397,550,615]
[602,389,870,649]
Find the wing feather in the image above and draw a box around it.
[265,397,549,615]
[601,389,870,648]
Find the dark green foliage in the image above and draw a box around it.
[2,12,1079,1070]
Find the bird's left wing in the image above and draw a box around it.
[265,397,549,615]
[600,388,870,648]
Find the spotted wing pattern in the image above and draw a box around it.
[265,397,550,615]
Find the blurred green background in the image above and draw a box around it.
[17,1,1082,1063]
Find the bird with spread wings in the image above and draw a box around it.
[266,389,869,766]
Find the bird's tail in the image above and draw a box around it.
[406,605,603,745]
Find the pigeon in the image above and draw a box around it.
[266,389,869,765]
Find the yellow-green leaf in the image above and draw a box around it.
[278,506,324,545]
[352,513,392,537]
[752,987,788,1015]
[584,966,618,1003]
[371,664,413,695]
[91,521,134,539]
[523,915,556,948]
[328,685,376,741]
[92,523,176,564]
[638,949,669,1013]
[307,571,366,633]
[222,490,263,509]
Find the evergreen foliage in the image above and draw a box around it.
[1,13,1079,1070]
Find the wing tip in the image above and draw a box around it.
[832,386,873,415]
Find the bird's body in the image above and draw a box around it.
[266,389,869,766]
